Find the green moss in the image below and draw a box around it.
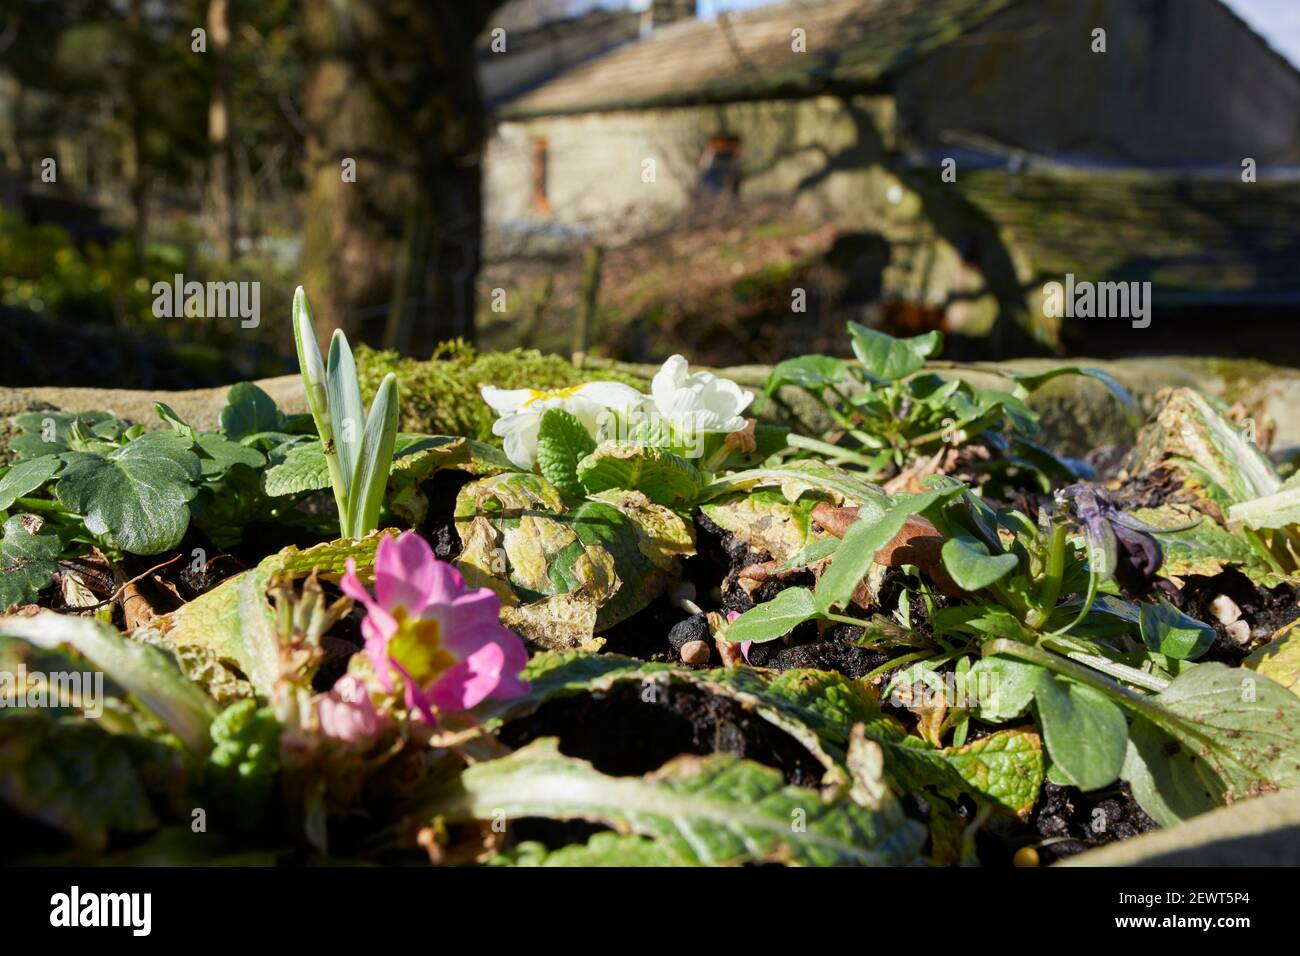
[353,340,646,441]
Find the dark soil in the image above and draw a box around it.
[419,469,475,562]
[1172,568,1300,665]
[499,680,826,788]
[1027,781,1159,863]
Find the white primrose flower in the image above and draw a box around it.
[650,354,754,440]
[481,381,645,470]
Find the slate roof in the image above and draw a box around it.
[498,0,1014,119]
[954,167,1300,305]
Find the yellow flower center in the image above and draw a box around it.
[386,607,455,686]
[522,384,584,408]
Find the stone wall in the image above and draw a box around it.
[484,94,904,246]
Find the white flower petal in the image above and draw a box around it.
[480,386,534,415]
[574,380,645,411]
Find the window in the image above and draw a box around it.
[696,135,742,196]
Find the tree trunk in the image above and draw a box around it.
[299,0,501,353]
[127,0,149,264]
[206,0,237,261]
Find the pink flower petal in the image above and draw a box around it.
[425,560,468,607]
[374,532,438,616]
[427,642,507,712]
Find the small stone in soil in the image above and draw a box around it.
[667,614,709,652]
[680,640,712,666]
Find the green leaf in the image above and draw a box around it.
[764,355,846,394]
[326,329,366,492]
[847,323,941,381]
[700,489,818,566]
[0,612,216,753]
[876,726,1045,819]
[345,371,399,538]
[219,382,288,441]
[1011,366,1141,429]
[1032,672,1128,790]
[262,440,332,496]
[536,408,597,496]
[55,432,201,555]
[1139,598,1216,661]
[722,587,818,645]
[0,711,176,852]
[195,433,265,479]
[1122,663,1300,821]
[9,410,121,459]
[1121,719,1221,826]
[701,460,888,509]
[1244,621,1300,695]
[931,604,1040,643]
[492,833,681,867]
[484,652,883,774]
[158,534,391,695]
[940,535,1019,591]
[1229,484,1300,531]
[0,457,62,511]
[815,487,960,614]
[425,737,924,866]
[577,441,704,508]
[0,515,61,609]
[485,651,1040,814]
[455,473,694,635]
[968,656,1044,722]
[154,401,197,441]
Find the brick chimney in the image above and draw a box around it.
[644,0,697,32]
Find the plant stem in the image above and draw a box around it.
[786,433,883,470]
[1025,521,1066,629]
[1039,636,1170,693]
[983,639,1160,713]
[11,496,69,515]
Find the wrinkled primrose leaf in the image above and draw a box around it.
[158,534,391,695]
[1139,597,1215,661]
[1130,387,1279,506]
[492,833,679,867]
[454,472,693,638]
[424,737,924,867]
[700,459,888,509]
[0,711,177,852]
[577,440,704,508]
[0,611,216,753]
[536,408,596,495]
[701,488,822,566]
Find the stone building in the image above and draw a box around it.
[482,0,1300,349]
